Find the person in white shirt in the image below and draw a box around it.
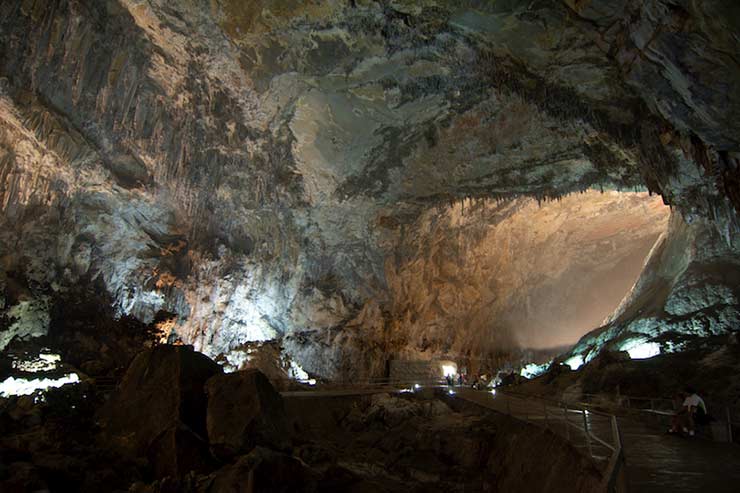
[669,387,708,436]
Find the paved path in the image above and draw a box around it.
[454,388,740,493]
[617,417,740,492]
[280,386,399,398]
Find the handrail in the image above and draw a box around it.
[573,392,738,444]
[484,389,625,492]
[602,415,624,493]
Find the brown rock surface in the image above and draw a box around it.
[205,369,289,459]
[147,424,214,480]
[99,345,222,455]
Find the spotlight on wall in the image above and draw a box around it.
[620,339,661,360]
[563,355,584,371]
[0,373,80,397]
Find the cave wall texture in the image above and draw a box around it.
[0,0,738,378]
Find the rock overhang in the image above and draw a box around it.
[0,0,738,378]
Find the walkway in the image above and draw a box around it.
[618,417,740,492]
[454,388,740,493]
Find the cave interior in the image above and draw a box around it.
[0,0,739,491]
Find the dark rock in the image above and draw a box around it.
[0,461,48,493]
[147,424,214,480]
[590,349,631,369]
[99,345,222,455]
[316,465,364,492]
[208,447,319,493]
[205,369,289,459]
[295,442,335,465]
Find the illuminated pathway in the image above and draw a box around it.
[454,388,740,493]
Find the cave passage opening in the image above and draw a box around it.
[389,189,671,368]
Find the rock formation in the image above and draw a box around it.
[100,345,222,455]
[205,369,289,459]
[0,1,738,379]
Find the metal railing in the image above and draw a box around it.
[577,393,675,412]
[453,388,625,493]
[254,376,627,491]
[501,390,624,491]
[275,377,447,395]
[574,392,738,443]
[278,378,626,490]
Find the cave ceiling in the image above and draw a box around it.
[0,0,738,377]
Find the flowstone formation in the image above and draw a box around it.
[0,1,738,379]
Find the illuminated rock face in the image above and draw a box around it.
[382,192,669,356]
[0,1,738,378]
[564,212,740,364]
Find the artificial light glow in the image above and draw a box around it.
[620,339,661,360]
[441,363,457,377]
[12,353,61,372]
[0,373,80,397]
[448,389,456,395]
[563,355,584,371]
[490,388,497,396]
[520,361,550,379]
[414,383,421,390]
[289,361,317,386]
[289,361,310,381]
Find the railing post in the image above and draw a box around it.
[564,406,571,441]
[611,415,622,450]
[582,410,593,458]
[727,407,733,443]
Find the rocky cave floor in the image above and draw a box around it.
[0,344,604,493]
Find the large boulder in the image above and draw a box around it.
[207,447,319,493]
[205,369,289,459]
[147,424,214,479]
[99,345,222,456]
